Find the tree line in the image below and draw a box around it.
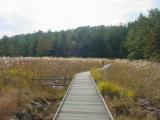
[0,8,160,61]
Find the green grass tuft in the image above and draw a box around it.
[97,81,121,97]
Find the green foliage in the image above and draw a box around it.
[126,8,160,61]
[0,26,128,58]
[127,52,143,60]
[0,8,159,61]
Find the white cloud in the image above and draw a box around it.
[0,0,156,37]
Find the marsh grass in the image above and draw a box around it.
[92,60,160,120]
[91,68,135,99]
[0,57,103,119]
[101,61,160,105]
[97,81,121,97]
[91,68,102,82]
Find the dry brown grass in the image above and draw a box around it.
[98,60,160,120]
[0,57,103,120]
[0,89,18,120]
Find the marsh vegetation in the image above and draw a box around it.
[91,60,160,120]
[0,57,102,120]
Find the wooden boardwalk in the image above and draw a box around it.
[53,72,113,120]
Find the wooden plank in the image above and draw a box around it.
[53,72,113,120]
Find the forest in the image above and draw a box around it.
[0,8,160,61]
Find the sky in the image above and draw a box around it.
[0,0,159,38]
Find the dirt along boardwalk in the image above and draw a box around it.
[53,71,113,120]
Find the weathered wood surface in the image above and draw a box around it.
[54,72,113,120]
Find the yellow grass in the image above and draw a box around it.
[92,60,160,120]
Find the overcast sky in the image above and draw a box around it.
[0,0,159,38]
